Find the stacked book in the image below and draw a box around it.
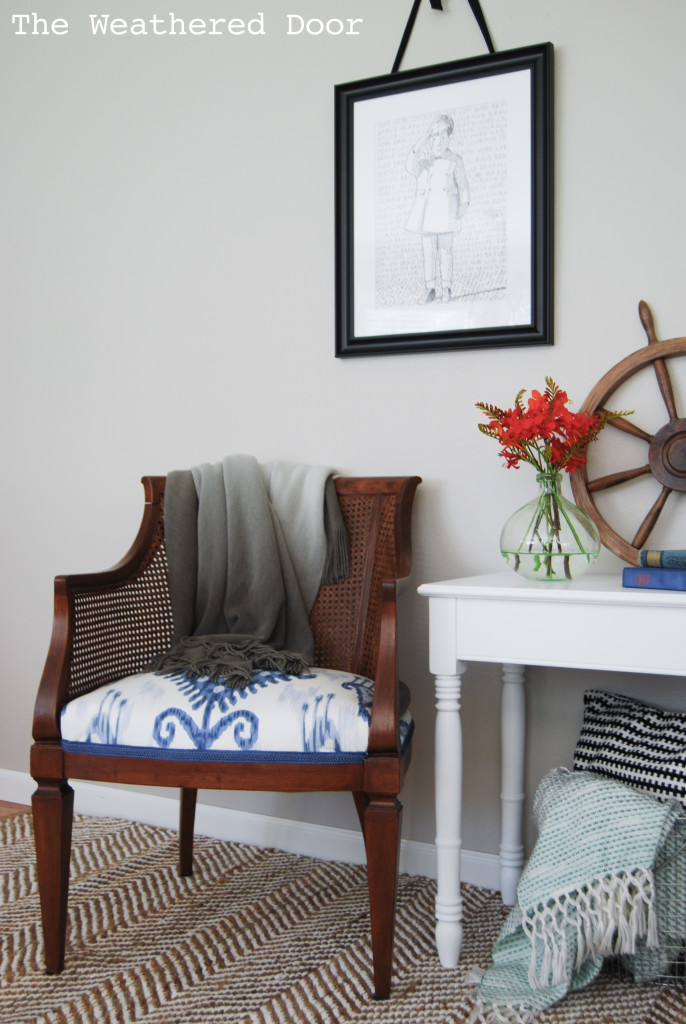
[622,550,686,591]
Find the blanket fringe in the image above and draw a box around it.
[467,999,535,1024]
[465,968,535,1024]
[464,967,486,988]
[522,867,658,990]
[148,635,310,690]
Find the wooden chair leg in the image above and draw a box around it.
[363,794,402,999]
[179,787,198,876]
[352,791,369,839]
[32,779,74,974]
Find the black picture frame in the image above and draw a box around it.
[335,43,553,357]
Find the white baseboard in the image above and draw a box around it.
[1,768,500,891]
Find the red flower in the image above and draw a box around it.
[476,378,630,474]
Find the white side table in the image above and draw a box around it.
[418,570,686,968]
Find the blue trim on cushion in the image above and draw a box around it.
[62,719,413,764]
[61,740,367,764]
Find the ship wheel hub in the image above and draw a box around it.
[650,419,686,491]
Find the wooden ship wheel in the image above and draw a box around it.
[571,301,686,567]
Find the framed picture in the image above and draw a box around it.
[335,42,553,357]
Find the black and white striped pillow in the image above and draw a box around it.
[573,689,686,807]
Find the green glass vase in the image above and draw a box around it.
[500,470,601,581]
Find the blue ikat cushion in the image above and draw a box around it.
[573,689,686,807]
[60,667,413,764]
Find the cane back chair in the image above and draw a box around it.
[31,474,421,998]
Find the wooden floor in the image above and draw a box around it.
[0,801,28,818]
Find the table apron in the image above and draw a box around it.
[451,598,686,676]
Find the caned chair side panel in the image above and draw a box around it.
[67,516,174,699]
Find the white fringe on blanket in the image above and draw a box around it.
[521,867,659,990]
[465,969,535,1024]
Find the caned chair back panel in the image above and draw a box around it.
[311,489,397,680]
[64,477,410,703]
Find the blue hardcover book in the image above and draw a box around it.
[638,549,686,569]
[623,567,686,591]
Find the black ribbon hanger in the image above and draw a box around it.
[392,0,495,74]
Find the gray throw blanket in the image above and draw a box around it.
[149,456,349,688]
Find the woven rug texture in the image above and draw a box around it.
[1,811,685,1024]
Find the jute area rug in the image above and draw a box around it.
[2,812,685,1024]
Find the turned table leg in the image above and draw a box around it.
[500,663,526,905]
[433,663,465,967]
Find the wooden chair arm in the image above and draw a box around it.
[33,580,72,743]
[365,477,419,756]
[367,580,401,756]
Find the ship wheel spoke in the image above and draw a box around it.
[587,465,652,492]
[631,485,673,549]
[653,358,679,420]
[604,413,653,443]
[639,300,680,420]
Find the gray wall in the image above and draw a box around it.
[4,0,686,857]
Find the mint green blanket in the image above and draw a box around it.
[472,770,686,1023]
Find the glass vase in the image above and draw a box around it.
[500,470,601,582]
